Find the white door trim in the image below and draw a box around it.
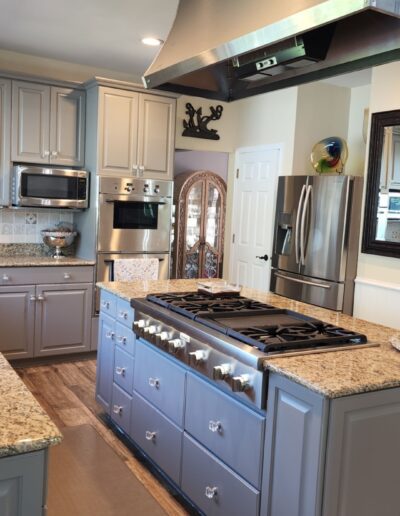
[229,144,283,285]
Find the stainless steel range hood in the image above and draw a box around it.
[143,0,400,101]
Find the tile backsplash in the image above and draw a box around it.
[0,208,74,244]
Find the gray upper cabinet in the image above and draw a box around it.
[97,86,175,179]
[11,80,85,166]
[0,78,11,206]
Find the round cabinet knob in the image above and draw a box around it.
[213,364,231,380]
[205,486,218,500]
[2,274,9,281]
[188,350,207,366]
[230,374,251,392]
[167,338,185,354]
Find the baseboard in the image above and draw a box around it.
[354,277,400,329]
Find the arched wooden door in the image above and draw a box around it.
[172,170,226,279]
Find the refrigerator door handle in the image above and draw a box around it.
[300,185,313,265]
[295,184,307,264]
[274,272,331,289]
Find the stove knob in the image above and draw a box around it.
[144,325,157,334]
[143,185,149,193]
[133,319,147,337]
[230,374,251,392]
[213,364,231,380]
[154,185,160,194]
[155,331,171,347]
[167,338,185,353]
[188,350,207,366]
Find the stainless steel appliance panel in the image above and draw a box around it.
[272,175,309,274]
[12,165,89,209]
[270,269,345,311]
[98,193,172,253]
[300,175,351,282]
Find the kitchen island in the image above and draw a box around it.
[0,352,62,515]
[97,279,400,516]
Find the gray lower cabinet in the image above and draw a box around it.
[0,285,35,358]
[96,313,115,413]
[0,449,47,516]
[262,373,400,516]
[0,266,94,360]
[182,434,260,516]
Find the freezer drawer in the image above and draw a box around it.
[181,433,260,516]
[271,269,344,311]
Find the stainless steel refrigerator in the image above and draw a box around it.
[270,175,363,314]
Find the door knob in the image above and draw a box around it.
[256,254,269,261]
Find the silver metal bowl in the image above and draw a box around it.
[41,231,77,258]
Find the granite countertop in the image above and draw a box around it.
[97,279,400,399]
[0,353,62,458]
[0,256,95,267]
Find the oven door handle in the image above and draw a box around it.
[274,272,331,289]
[104,197,168,205]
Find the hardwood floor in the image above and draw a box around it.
[15,358,188,516]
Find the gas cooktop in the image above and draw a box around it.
[147,291,367,353]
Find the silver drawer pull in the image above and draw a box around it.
[112,405,122,415]
[2,274,9,281]
[148,377,160,389]
[101,301,110,309]
[63,273,71,279]
[119,310,129,320]
[208,420,222,433]
[274,272,331,289]
[115,366,126,377]
[145,430,157,441]
[106,331,115,340]
[117,335,127,345]
[205,486,218,499]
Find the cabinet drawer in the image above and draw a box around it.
[134,340,186,427]
[116,297,134,328]
[114,346,134,394]
[0,266,93,286]
[130,392,182,486]
[99,290,117,317]
[111,383,132,434]
[182,434,259,516]
[115,322,135,355]
[185,373,264,488]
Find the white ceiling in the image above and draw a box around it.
[0,0,179,77]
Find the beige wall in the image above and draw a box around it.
[346,84,370,176]
[293,82,351,175]
[357,62,400,285]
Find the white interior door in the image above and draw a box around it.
[230,146,281,291]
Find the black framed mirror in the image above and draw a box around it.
[362,110,400,257]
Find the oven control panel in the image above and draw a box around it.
[99,176,173,198]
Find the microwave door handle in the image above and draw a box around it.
[295,185,307,264]
[300,185,312,266]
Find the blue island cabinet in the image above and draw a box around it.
[262,373,400,516]
[96,290,400,516]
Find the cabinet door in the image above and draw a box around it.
[261,373,328,516]
[98,87,138,175]
[0,450,46,516]
[50,87,85,166]
[34,283,92,356]
[96,313,115,413]
[137,94,175,180]
[0,79,11,206]
[12,81,51,164]
[0,285,35,359]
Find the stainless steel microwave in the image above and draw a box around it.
[12,166,89,209]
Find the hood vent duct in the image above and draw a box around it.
[143,0,400,101]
